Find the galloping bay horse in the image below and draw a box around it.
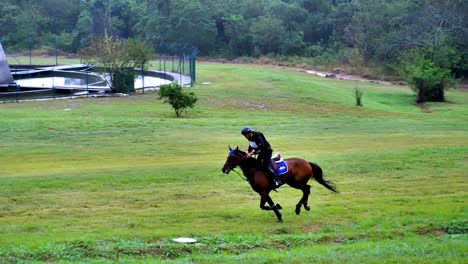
[221,146,337,222]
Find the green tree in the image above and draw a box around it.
[251,16,286,55]
[158,82,198,117]
[395,0,467,73]
[224,15,254,57]
[398,49,455,103]
[11,2,51,50]
[72,6,93,51]
[79,36,152,93]
[342,0,407,65]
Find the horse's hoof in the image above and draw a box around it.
[276,203,282,210]
[305,205,310,211]
[295,206,301,215]
[277,219,283,223]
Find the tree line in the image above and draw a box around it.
[1,1,467,82]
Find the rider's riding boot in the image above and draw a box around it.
[269,168,281,187]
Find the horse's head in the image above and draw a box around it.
[221,146,246,174]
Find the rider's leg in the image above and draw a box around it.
[261,150,281,187]
[263,158,281,187]
[267,162,281,186]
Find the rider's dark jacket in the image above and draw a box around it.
[247,131,271,154]
[247,132,274,174]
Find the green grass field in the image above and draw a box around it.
[0,59,467,263]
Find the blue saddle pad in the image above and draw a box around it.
[275,160,288,175]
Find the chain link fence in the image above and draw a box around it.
[0,39,198,102]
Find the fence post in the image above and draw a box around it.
[190,47,199,86]
[52,65,56,99]
[180,54,184,85]
[15,84,19,103]
[86,69,89,97]
[141,61,145,94]
[29,34,32,65]
[55,36,58,65]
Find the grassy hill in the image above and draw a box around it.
[0,61,466,263]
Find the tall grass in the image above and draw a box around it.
[0,60,466,262]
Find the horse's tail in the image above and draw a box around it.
[309,162,338,193]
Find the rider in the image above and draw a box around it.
[241,126,281,187]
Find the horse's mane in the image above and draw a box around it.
[245,156,261,168]
[234,149,261,168]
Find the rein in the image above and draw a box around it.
[226,151,278,192]
[228,152,249,181]
[232,168,247,181]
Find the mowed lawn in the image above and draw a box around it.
[0,60,466,263]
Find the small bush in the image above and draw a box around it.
[443,220,467,235]
[354,88,363,107]
[112,67,135,93]
[407,60,454,103]
[397,49,455,103]
[158,83,198,117]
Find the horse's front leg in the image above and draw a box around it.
[260,191,283,222]
[266,195,282,211]
[267,196,283,222]
[259,191,272,210]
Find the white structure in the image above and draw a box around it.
[0,42,15,86]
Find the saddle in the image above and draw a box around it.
[271,152,288,175]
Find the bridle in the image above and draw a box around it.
[224,150,248,181]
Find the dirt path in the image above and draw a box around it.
[300,68,398,86]
[300,67,467,91]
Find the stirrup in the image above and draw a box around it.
[273,180,281,187]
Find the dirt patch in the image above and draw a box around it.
[299,225,321,233]
[418,228,447,236]
[416,103,433,113]
[302,69,397,86]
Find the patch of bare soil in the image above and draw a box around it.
[417,228,447,237]
[301,68,399,86]
[416,103,433,113]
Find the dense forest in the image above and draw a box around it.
[1,0,467,78]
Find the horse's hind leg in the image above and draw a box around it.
[295,185,311,215]
[302,185,311,211]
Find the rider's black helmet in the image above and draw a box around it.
[241,126,253,135]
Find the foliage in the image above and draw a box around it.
[112,67,135,93]
[443,219,468,235]
[354,88,363,107]
[158,82,198,117]
[397,49,455,102]
[1,0,467,79]
[79,36,152,92]
[250,16,286,55]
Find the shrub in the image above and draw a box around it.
[158,83,198,117]
[406,60,454,103]
[354,88,363,107]
[443,219,467,235]
[397,49,455,103]
[79,37,151,93]
[112,67,135,93]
